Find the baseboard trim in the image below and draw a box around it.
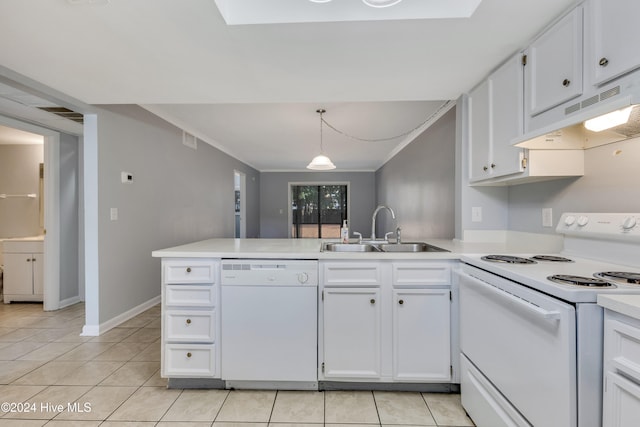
[80,295,161,336]
[58,296,82,310]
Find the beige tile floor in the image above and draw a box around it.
[0,302,475,427]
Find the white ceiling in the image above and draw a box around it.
[0,0,577,171]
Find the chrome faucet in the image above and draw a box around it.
[371,205,396,240]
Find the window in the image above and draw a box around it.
[291,184,348,238]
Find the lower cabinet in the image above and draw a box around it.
[2,239,44,303]
[603,311,640,427]
[393,289,451,381]
[320,260,452,383]
[323,287,382,379]
[161,258,220,379]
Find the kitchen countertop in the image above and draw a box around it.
[598,294,640,321]
[152,234,561,260]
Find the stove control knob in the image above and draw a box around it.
[564,215,576,226]
[622,216,637,231]
[577,216,589,227]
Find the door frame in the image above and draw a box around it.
[0,115,60,311]
[287,181,350,238]
[234,170,246,238]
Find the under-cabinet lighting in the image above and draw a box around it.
[584,106,634,132]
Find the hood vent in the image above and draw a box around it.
[37,106,84,124]
[513,76,640,150]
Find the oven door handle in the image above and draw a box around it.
[466,273,561,322]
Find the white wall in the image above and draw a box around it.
[94,105,259,324]
[508,136,640,233]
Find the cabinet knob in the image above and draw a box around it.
[599,57,609,67]
[483,166,488,171]
[186,319,191,325]
[399,299,404,305]
[370,298,376,304]
[562,79,571,87]
[26,258,32,262]
[491,163,496,169]
[186,267,192,273]
[186,352,192,358]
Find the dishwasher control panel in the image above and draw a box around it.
[221,260,318,286]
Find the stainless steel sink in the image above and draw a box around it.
[379,242,449,252]
[322,242,448,253]
[323,243,380,252]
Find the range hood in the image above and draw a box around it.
[512,76,640,150]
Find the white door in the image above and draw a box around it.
[603,371,640,427]
[323,287,382,379]
[468,80,491,181]
[3,253,34,296]
[32,252,44,296]
[392,289,450,381]
[589,0,640,86]
[525,7,583,116]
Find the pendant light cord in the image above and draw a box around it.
[320,100,452,143]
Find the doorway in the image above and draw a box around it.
[289,183,349,239]
[234,170,246,238]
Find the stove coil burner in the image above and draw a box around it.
[594,271,640,284]
[530,255,573,262]
[547,274,614,287]
[481,255,537,264]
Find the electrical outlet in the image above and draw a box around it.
[472,207,482,223]
[542,208,553,227]
[110,207,118,221]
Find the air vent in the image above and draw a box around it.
[565,102,581,115]
[37,106,84,124]
[581,95,599,108]
[600,86,621,101]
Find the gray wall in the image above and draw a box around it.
[59,133,80,302]
[0,144,44,238]
[508,136,640,233]
[375,107,457,240]
[260,172,376,238]
[96,105,259,323]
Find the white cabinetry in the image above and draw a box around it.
[3,239,44,303]
[586,0,640,87]
[161,258,219,378]
[602,310,640,427]
[524,7,583,119]
[323,287,382,379]
[469,54,524,183]
[320,260,452,383]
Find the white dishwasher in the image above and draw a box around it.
[220,259,318,390]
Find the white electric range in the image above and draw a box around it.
[458,213,640,427]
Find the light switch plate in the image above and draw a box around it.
[110,207,118,221]
[542,208,553,227]
[472,207,482,223]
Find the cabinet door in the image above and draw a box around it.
[525,7,583,117]
[323,288,381,379]
[392,289,450,381]
[489,55,525,178]
[32,253,44,296]
[589,0,640,86]
[468,80,491,181]
[603,371,640,427]
[3,253,35,295]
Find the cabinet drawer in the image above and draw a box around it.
[165,284,215,307]
[165,310,215,343]
[164,343,216,377]
[392,262,451,287]
[2,240,43,254]
[164,259,217,284]
[322,262,382,287]
[605,317,640,379]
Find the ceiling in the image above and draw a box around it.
[0,0,576,171]
[0,124,43,145]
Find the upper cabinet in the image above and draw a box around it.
[469,54,524,183]
[524,7,583,120]
[586,0,640,87]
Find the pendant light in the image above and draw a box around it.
[307,109,336,170]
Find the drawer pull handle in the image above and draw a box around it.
[186,319,191,325]
[562,78,571,87]
[399,299,404,305]
[186,352,192,358]
[370,298,376,304]
[186,267,192,273]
